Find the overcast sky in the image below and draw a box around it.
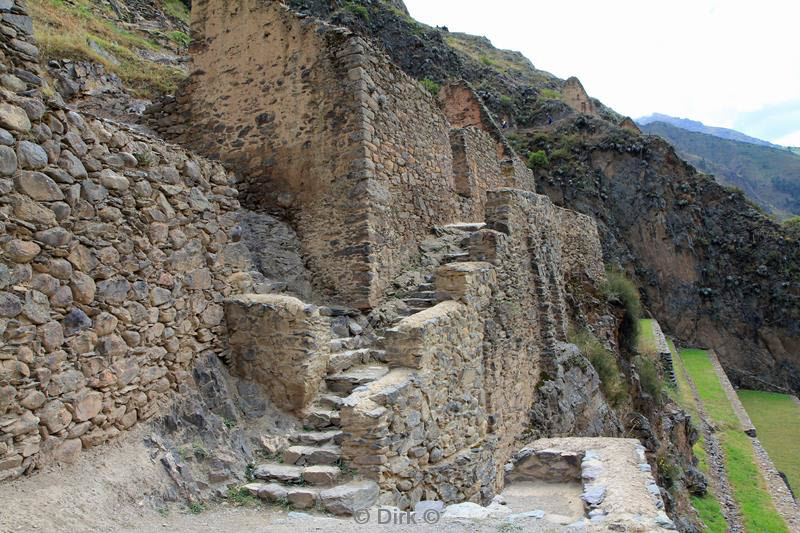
[404,0,800,146]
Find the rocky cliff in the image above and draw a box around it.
[513,117,800,394]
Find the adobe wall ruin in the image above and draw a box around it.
[147,0,536,310]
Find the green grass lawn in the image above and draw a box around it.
[738,389,800,495]
[669,341,726,532]
[680,348,789,533]
[638,319,657,353]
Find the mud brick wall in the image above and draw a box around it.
[0,0,247,481]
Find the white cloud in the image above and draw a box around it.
[775,131,800,147]
[404,0,800,143]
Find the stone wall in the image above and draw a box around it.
[147,1,536,310]
[556,207,605,284]
[0,0,248,481]
[340,263,497,506]
[225,294,330,414]
[438,81,533,188]
[561,76,596,116]
[337,189,607,507]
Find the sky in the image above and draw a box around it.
[404,0,800,146]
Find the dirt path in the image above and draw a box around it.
[677,352,745,532]
[708,352,800,531]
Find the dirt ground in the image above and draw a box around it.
[0,428,589,533]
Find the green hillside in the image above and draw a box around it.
[641,121,800,218]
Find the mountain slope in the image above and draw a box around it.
[641,121,800,218]
[637,113,779,148]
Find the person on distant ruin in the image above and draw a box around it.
[501,119,508,128]
[547,114,553,125]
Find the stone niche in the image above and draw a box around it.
[162,0,536,310]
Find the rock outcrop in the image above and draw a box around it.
[526,117,800,394]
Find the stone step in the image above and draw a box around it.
[253,463,303,483]
[315,393,345,410]
[397,306,432,317]
[289,429,343,446]
[407,290,438,299]
[328,348,372,374]
[306,408,341,429]
[243,479,379,515]
[243,482,318,509]
[283,445,341,466]
[442,251,470,263]
[302,465,342,485]
[442,222,486,232]
[416,283,436,292]
[330,336,367,352]
[403,297,436,308]
[326,365,390,394]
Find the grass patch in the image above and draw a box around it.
[680,349,738,429]
[738,389,800,494]
[166,30,190,48]
[539,87,560,100]
[681,349,789,532]
[344,1,369,20]
[188,502,205,514]
[527,150,549,170]
[30,0,186,98]
[163,0,190,23]
[638,319,657,353]
[600,268,641,353]
[420,78,440,96]
[569,328,628,407]
[227,486,260,507]
[690,491,727,533]
[670,346,727,532]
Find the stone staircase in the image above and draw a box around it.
[240,222,489,513]
[660,351,677,387]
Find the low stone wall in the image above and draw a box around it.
[0,0,248,481]
[340,262,496,506]
[509,437,676,531]
[225,294,330,414]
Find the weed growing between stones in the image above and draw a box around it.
[188,502,206,514]
[227,487,261,507]
[601,268,641,353]
[569,329,628,407]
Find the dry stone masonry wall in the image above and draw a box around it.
[148,0,537,310]
[0,0,251,481]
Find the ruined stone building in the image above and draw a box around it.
[561,76,596,116]
[0,0,677,529]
